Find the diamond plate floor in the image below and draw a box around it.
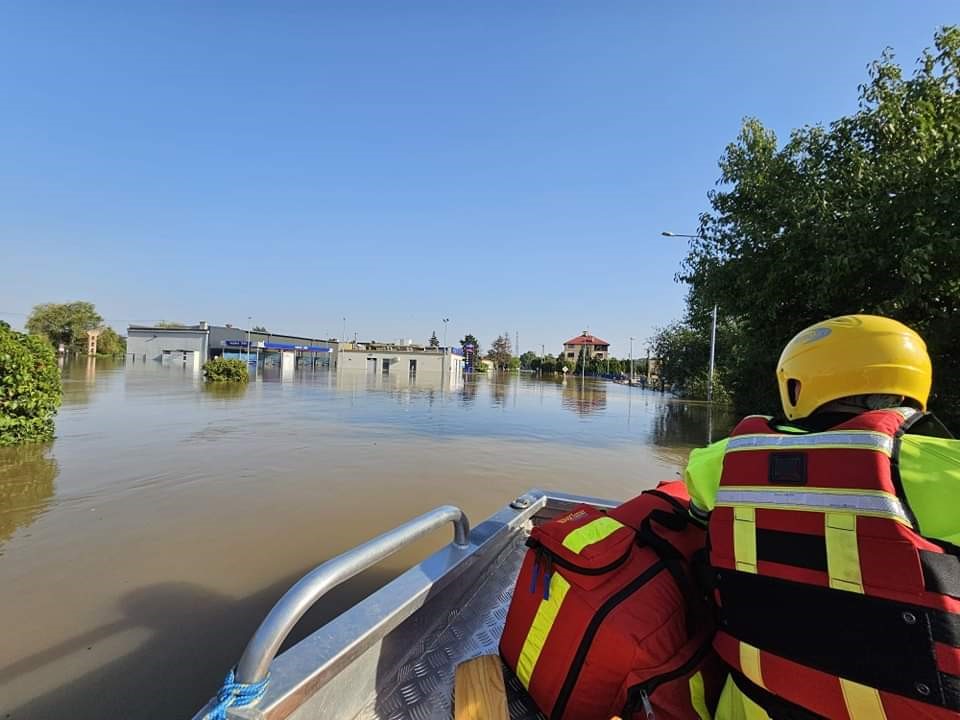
[354,533,545,720]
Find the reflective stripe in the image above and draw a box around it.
[825,513,864,594]
[688,671,711,720]
[516,572,571,688]
[726,431,894,456]
[715,487,910,525]
[561,516,625,553]
[733,507,758,574]
[740,642,765,689]
[840,678,887,719]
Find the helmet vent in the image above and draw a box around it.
[787,379,802,407]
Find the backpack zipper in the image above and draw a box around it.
[526,539,633,599]
[549,560,666,719]
[622,637,714,719]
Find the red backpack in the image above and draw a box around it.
[500,481,724,719]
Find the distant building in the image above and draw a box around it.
[337,341,464,378]
[126,322,338,368]
[561,331,610,363]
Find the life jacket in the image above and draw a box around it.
[709,407,960,719]
[500,481,724,720]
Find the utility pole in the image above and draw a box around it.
[629,337,635,384]
[342,317,347,344]
[247,316,252,366]
[708,304,717,403]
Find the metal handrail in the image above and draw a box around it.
[235,505,471,684]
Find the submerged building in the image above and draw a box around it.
[126,322,338,369]
[561,331,610,363]
[337,341,464,378]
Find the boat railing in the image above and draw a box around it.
[235,505,471,685]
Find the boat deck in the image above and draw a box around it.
[352,531,543,720]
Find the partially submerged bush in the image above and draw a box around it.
[202,357,249,383]
[0,322,62,445]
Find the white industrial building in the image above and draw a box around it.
[337,342,464,379]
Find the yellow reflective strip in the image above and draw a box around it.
[688,671,711,720]
[825,513,864,594]
[840,678,887,720]
[561,516,625,553]
[733,506,757,574]
[516,573,571,688]
[739,642,765,689]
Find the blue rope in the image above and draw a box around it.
[202,668,270,720]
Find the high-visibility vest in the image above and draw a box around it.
[709,407,960,719]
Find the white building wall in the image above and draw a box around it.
[127,329,209,361]
[338,350,463,375]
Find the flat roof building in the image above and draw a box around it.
[126,322,338,368]
[337,341,464,379]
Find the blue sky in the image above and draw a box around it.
[1,2,954,356]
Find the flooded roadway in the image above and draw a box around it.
[0,359,733,719]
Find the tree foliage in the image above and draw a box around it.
[252,325,268,333]
[429,331,440,348]
[674,27,960,424]
[0,321,62,445]
[519,351,538,369]
[96,327,126,356]
[26,302,102,350]
[487,332,513,370]
[202,358,250,383]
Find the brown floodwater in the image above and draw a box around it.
[0,359,734,719]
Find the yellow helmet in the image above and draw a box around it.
[777,315,932,420]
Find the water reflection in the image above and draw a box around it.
[0,444,58,545]
[650,400,736,449]
[561,378,607,416]
[202,383,249,400]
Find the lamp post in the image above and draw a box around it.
[661,231,718,403]
[247,316,252,366]
[629,336,635,384]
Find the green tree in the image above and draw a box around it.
[252,325,268,333]
[202,358,250,383]
[0,321,62,445]
[487,332,513,370]
[96,327,126,356]
[677,27,960,425]
[429,331,440,348]
[26,302,102,350]
[519,351,538,369]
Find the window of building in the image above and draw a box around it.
[409,359,417,376]
[567,352,575,359]
[382,359,390,374]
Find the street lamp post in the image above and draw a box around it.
[441,317,450,380]
[247,316,252,366]
[629,336,635,384]
[662,231,718,403]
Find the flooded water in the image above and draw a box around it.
[0,359,734,719]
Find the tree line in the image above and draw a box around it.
[457,331,647,376]
[653,27,960,427]
[24,301,126,356]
